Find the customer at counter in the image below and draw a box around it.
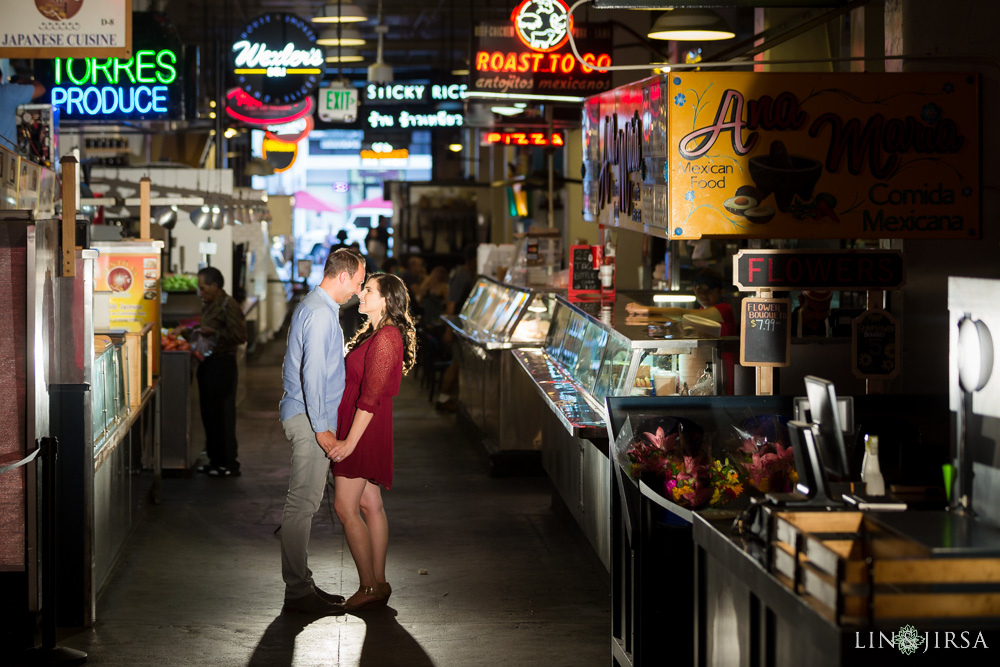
[791,290,833,337]
[626,269,737,394]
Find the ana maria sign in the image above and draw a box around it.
[231,14,323,104]
[48,49,180,119]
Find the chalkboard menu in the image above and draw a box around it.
[851,309,900,379]
[740,297,791,367]
[568,245,601,300]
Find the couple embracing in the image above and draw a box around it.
[278,248,416,614]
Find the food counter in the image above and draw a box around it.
[440,276,557,474]
[513,295,734,571]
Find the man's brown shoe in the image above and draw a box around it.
[314,586,346,604]
[282,590,345,615]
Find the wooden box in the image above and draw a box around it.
[771,510,1000,624]
[123,324,154,409]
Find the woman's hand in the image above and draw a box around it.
[328,439,357,463]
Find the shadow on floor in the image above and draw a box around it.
[246,607,433,667]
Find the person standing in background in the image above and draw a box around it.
[278,249,366,614]
[193,267,247,476]
[791,290,833,337]
[0,59,45,151]
[435,244,478,412]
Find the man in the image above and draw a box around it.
[791,290,833,337]
[436,244,477,412]
[278,248,365,614]
[194,267,247,477]
[0,59,45,150]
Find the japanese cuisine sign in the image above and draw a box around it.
[584,72,980,240]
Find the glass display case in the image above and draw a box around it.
[442,276,561,470]
[92,335,128,453]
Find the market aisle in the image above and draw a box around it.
[58,331,609,666]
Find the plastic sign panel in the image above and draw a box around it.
[1,0,132,58]
[231,14,323,104]
[664,72,979,240]
[94,250,161,333]
[47,49,180,120]
[471,0,612,98]
[482,131,563,147]
[318,83,358,122]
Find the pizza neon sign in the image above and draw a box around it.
[483,131,564,147]
[511,0,573,53]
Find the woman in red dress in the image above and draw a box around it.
[327,273,416,611]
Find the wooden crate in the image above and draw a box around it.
[770,511,1000,624]
[123,324,154,408]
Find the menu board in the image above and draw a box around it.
[852,309,900,379]
[568,245,601,300]
[740,297,791,367]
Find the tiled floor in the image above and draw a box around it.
[56,332,609,666]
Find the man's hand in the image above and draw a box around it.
[328,439,357,464]
[315,430,338,458]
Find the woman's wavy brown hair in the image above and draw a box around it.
[346,272,417,375]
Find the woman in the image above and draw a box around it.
[327,273,417,611]
[626,269,736,393]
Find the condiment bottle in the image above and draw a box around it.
[863,434,885,496]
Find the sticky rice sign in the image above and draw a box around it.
[665,72,979,240]
[0,0,132,58]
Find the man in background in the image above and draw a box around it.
[0,59,45,151]
[436,244,478,412]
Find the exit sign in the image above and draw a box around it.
[318,84,358,122]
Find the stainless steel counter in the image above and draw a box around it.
[511,349,606,440]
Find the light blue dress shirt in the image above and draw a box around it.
[279,287,345,433]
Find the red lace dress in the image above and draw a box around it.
[332,326,403,489]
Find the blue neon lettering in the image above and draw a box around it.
[135,86,152,113]
[67,87,85,115]
[118,87,135,113]
[152,86,168,113]
[51,88,68,108]
[102,87,117,113]
[83,88,102,114]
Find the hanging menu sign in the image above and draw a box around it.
[733,249,905,291]
[740,297,791,367]
[852,309,900,379]
[568,245,601,300]
[231,14,323,104]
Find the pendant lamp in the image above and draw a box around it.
[648,9,735,41]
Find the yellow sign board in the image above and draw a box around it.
[666,72,979,239]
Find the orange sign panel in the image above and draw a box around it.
[665,72,979,240]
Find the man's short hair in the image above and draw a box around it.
[324,247,364,279]
[198,266,224,289]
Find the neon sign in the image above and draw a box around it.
[483,131,564,147]
[511,0,573,53]
[232,14,322,104]
[366,109,464,129]
[365,83,468,102]
[360,148,410,160]
[48,49,179,119]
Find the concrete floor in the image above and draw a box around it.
[57,333,610,666]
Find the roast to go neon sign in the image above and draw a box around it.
[50,49,179,117]
[475,51,610,74]
[484,131,564,147]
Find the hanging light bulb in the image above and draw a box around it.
[648,9,735,41]
[313,2,367,23]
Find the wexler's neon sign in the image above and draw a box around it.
[232,40,323,78]
[50,49,178,117]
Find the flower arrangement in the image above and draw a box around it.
[734,417,799,494]
[624,421,744,510]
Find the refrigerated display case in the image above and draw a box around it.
[511,295,735,571]
[441,276,557,473]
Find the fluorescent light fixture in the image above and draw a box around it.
[514,102,527,108]
[653,294,697,303]
[648,9,735,41]
[528,304,548,313]
[326,47,364,63]
[491,106,523,116]
[448,143,463,152]
[317,28,366,46]
[313,2,367,23]
[451,67,470,76]
[467,91,585,104]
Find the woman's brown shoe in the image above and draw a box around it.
[378,582,392,604]
[343,585,387,612]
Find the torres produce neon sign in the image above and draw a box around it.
[49,49,178,117]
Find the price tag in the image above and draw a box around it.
[740,297,791,367]
[199,242,218,256]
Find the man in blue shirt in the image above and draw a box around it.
[278,248,365,614]
[0,59,45,151]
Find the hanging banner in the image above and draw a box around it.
[584,72,980,241]
[1,0,132,58]
[665,72,979,240]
